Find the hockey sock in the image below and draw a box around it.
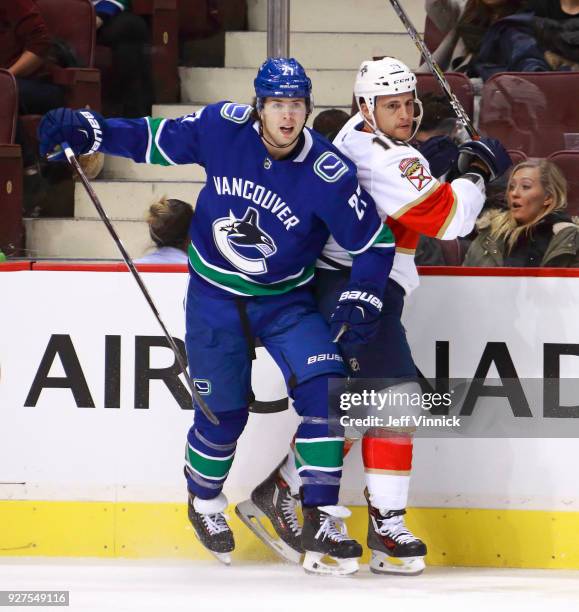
[281,436,356,498]
[292,376,345,507]
[362,428,413,511]
[185,408,248,500]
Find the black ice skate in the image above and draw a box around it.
[235,461,303,564]
[365,488,427,575]
[301,505,363,576]
[188,493,235,565]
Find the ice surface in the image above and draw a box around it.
[0,559,578,612]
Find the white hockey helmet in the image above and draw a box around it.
[354,57,423,140]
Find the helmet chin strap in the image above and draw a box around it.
[357,96,424,143]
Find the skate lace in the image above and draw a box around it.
[202,512,230,536]
[281,496,302,535]
[315,515,349,543]
[375,514,417,545]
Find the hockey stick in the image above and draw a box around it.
[59,143,219,425]
[388,0,479,139]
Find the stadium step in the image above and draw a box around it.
[224,31,420,70]
[24,218,150,260]
[180,67,355,107]
[247,0,426,33]
[74,180,203,219]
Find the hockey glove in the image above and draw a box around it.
[39,108,106,159]
[330,282,383,345]
[418,135,459,179]
[457,137,512,182]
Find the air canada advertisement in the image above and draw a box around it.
[1,269,579,509]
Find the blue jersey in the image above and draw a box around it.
[101,102,394,296]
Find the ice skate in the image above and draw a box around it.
[188,493,234,565]
[235,461,303,564]
[301,505,362,576]
[365,488,426,575]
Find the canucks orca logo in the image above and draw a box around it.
[213,207,277,274]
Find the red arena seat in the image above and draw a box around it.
[507,149,528,166]
[35,0,101,110]
[0,70,24,256]
[480,72,579,158]
[549,150,579,217]
[416,72,475,120]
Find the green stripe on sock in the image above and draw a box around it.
[294,439,344,470]
[187,447,234,480]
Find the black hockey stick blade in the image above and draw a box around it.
[58,142,219,425]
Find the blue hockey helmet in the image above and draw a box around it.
[254,58,313,110]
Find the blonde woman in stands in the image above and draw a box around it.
[463,159,579,267]
[136,197,193,264]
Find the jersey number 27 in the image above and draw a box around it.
[348,185,367,221]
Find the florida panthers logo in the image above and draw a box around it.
[212,207,277,274]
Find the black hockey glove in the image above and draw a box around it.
[457,137,512,182]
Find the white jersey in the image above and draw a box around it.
[319,113,486,294]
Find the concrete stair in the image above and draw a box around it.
[224,31,419,70]
[246,0,426,33]
[24,218,150,260]
[26,0,426,259]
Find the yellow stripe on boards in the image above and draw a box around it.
[1,501,579,569]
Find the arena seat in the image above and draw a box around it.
[548,150,579,217]
[132,0,179,103]
[21,0,101,155]
[416,72,475,120]
[96,0,178,106]
[480,72,579,158]
[507,149,528,166]
[35,0,101,110]
[0,70,24,256]
[423,16,445,54]
[438,238,468,266]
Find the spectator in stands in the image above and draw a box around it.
[136,197,193,264]
[312,108,350,141]
[0,0,65,167]
[94,0,153,117]
[422,0,551,80]
[528,1,579,70]
[463,159,579,266]
[526,0,579,20]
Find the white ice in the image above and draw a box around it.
[0,559,578,612]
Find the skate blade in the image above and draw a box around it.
[370,551,425,576]
[303,551,359,576]
[211,551,232,566]
[235,500,302,565]
[191,529,233,566]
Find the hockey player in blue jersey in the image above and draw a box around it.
[38,57,396,575]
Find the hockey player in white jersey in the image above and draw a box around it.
[237,57,511,574]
